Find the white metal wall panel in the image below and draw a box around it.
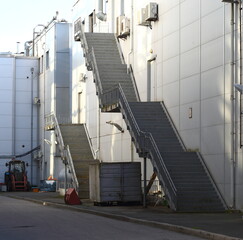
[0,77,13,90]
[201,66,225,100]
[0,141,12,154]
[180,47,200,79]
[0,103,12,115]
[0,128,12,141]
[163,56,179,84]
[180,74,200,105]
[162,5,179,37]
[180,0,200,28]
[201,8,224,45]
[163,31,179,61]
[0,90,12,103]
[201,0,222,17]
[16,91,31,104]
[180,20,200,53]
[201,96,225,127]
[201,125,225,155]
[201,37,224,72]
[0,65,13,78]
[180,128,200,150]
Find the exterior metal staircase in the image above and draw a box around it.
[59,124,94,199]
[77,27,227,212]
[45,114,94,198]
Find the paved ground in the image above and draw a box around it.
[1,191,243,240]
[0,195,205,240]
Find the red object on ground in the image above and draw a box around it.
[64,188,81,205]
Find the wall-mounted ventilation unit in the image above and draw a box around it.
[117,16,130,38]
[121,17,130,36]
[137,8,150,26]
[79,73,86,82]
[117,16,124,36]
[145,3,158,22]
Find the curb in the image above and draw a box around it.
[6,195,242,240]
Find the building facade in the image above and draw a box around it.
[0,54,39,185]
[71,0,243,210]
[33,20,72,181]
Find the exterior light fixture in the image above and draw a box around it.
[106,121,124,133]
[234,84,243,93]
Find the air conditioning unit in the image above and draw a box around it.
[79,73,86,82]
[145,3,158,21]
[121,17,130,36]
[137,8,150,26]
[116,16,125,36]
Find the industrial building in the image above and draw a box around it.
[1,0,243,212]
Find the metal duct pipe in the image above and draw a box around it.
[24,40,33,56]
[120,0,124,16]
[96,0,107,21]
[230,2,236,209]
[128,0,134,67]
[30,68,34,185]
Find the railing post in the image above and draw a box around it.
[143,157,147,208]
[64,156,67,193]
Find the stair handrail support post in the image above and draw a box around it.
[196,152,228,210]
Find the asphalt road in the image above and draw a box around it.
[0,195,205,240]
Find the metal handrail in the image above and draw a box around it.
[78,29,177,209]
[45,112,79,192]
[83,123,96,159]
[160,102,187,151]
[128,65,141,102]
[196,152,228,210]
[90,48,103,95]
[66,145,79,191]
[79,22,92,71]
[100,85,177,210]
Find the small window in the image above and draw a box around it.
[46,51,50,69]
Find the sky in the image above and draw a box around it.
[0,0,75,53]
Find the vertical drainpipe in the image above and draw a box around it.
[230,2,236,209]
[13,58,16,157]
[128,0,134,67]
[240,0,243,147]
[96,101,100,160]
[147,62,151,102]
[30,68,34,185]
[147,53,157,102]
